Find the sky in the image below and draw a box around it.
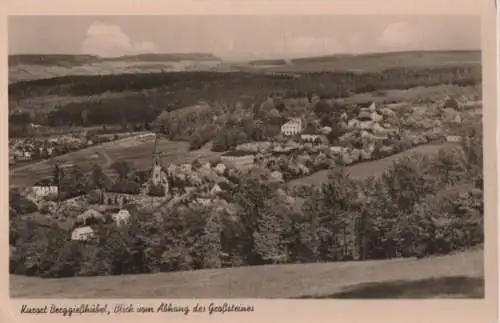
[8,15,481,60]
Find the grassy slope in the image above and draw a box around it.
[288,143,456,188]
[10,248,483,298]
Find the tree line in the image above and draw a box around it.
[9,65,480,129]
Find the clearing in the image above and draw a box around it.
[10,248,483,298]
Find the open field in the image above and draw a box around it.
[9,136,221,188]
[9,53,222,84]
[10,248,483,298]
[288,143,456,188]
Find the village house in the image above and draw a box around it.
[320,126,333,135]
[71,226,95,241]
[210,183,223,195]
[180,163,193,172]
[32,184,58,199]
[301,134,320,143]
[446,135,463,143]
[214,162,227,175]
[112,209,131,226]
[280,118,303,136]
[194,197,212,207]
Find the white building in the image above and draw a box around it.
[281,118,303,136]
[112,209,132,226]
[71,226,95,241]
[301,134,319,142]
[32,185,58,198]
[446,135,463,143]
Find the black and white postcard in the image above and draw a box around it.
[3,1,498,323]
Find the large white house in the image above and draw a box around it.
[281,118,303,136]
[32,185,58,198]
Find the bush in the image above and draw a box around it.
[109,180,140,195]
[10,189,38,215]
[148,183,165,197]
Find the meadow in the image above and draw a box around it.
[10,248,483,298]
[288,143,455,187]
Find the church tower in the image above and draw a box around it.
[150,134,169,196]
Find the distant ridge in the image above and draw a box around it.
[8,50,481,84]
[8,54,101,67]
[290,50,481,64]
[8,53,222,67]
[103,53,221,62]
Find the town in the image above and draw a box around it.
[8,16,485,299]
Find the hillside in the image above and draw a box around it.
[10,248,483,298]
[9,50,481,84]
[8,53,223,84]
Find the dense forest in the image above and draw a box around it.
[9,65,480,130]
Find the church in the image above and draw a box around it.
[148,134,170,196]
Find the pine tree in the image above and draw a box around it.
[253,199,287,264]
